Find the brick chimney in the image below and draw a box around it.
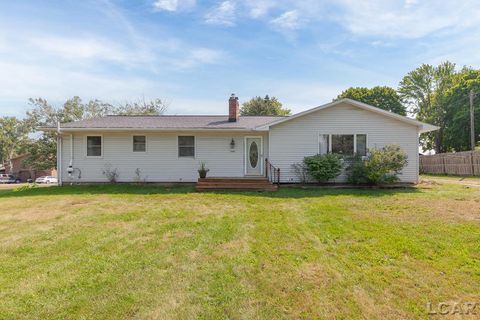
[228,94,239,122]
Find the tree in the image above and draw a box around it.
[116,98,167,115]
[0,117,31,171]
[441,69,480,151]
[335,86,406,115]
[240,95,290,116]
[398,62,457,153]
[23,135,57,171]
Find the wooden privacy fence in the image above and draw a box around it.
[420,151,480,176]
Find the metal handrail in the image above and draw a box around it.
[265,158,280,186]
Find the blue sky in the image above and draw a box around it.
[0,0,479,117]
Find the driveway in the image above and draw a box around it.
[0,183,57,190]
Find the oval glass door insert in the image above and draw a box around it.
[249,141,259,168]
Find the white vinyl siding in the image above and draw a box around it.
[60,132,268,183]
[269,102,420,183]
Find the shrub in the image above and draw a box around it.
[303,153,343,182]
[102,164,119,183]
[347,145,408,184]
[291,162,310,183]
[133,168,147,184]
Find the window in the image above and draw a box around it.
[332,134,354,155]
[319,134,367,156]
[319,134,330,155]
[133,135,146,152]
[356,134,367,156]
[178,136,195,157]
[87,136,102,157]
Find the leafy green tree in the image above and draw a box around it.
[441,69,480,151]
[240,95,290,116]
[335,86,406,115]
[398,62,456,152]
[23,135,57,171]
[116,98,167,115]
[0,117,31,171]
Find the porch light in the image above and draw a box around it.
[230,138,235,150]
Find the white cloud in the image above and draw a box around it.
[153,0,196,12]
[245,0,275,18]
[332,0,480,39]
[29,36,131,62]
[205,1,236,26]
[172,48,225,68]
[270,10,301,30]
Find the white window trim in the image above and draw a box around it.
[85,134,103,158]
[177,135,196,158]
[318,133,368,155]
[132,135,148,153]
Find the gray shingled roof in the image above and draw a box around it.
[59,115,286,130]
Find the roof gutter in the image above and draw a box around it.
[40,127,268,132]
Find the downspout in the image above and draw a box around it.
[70,134,73,168]
[57,121,62,186]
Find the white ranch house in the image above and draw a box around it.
[45,96,437,186]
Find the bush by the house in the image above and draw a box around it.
[303,153,343,183]
[347,144,408,184]
[291,162,310,183]
[102,164,120,183]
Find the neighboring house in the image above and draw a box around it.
[3,153,57,182]
[41,96,437,185]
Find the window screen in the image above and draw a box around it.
[133,136,146,152]
[356,134,367,156]
[87,136,102,156]
[178,136,195,157]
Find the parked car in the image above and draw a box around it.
[35,176,58,184]
[0,174,21,184]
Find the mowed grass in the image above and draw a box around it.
[0,183,479,319]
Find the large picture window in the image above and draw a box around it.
[332,134,354,155]
[87,136,102,157]
[133,135,146,152]
[178,136,195,157]
[319,134,367,156]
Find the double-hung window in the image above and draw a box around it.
[133,136,146,152]
[86,136,102,157]
[178,136,195,157]
[319,134,367,156]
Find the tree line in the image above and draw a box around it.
[336,62,480,153]
[0,97,167,171]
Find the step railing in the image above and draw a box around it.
[265,158,280,186]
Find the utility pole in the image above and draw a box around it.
[470,90,476,151]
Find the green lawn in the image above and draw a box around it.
[0,183,479,319]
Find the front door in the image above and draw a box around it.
[245,137,262,175]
